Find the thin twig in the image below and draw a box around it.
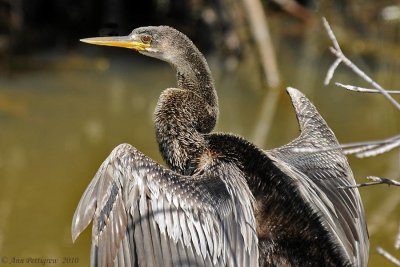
[336,83,400,94]
[322,18,341,52]
[329,46,400,110]
[377,247,400,266]
[291,134,400,157]
[342,135,400,158]
[342,176,400,189]
[322,17,400,110]
[324,58,342,85]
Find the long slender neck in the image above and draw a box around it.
[154,40,218,174]
[174,48,218,109]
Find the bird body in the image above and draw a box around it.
[72,26,369,266]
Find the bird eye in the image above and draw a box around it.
[141,35,152,44]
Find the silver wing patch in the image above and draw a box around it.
[267,87,369,267]
[72,143,258,267]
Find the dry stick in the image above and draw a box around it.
[376,247,400,266]
[292,134,400,158]
[241,0,281,147]
[315,19,400,264]
[342,176,400,189]
[342,135,400,158]
[324,58,342,85]
[322,17,400,110]
[336,82,400,94]
[322,18,400,159]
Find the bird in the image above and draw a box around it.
[72,26,369,267]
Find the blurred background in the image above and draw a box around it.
[0,0,398,266]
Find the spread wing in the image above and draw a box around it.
[266,87,369,267]
[72,143,258,267]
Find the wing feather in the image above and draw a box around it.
[126,214,136,265]
[267,87,369,266]
[147,200,164,266]
[72,143,258,266]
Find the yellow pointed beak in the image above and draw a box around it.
[80,36,150,51]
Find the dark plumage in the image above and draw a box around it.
[72,26,369,267]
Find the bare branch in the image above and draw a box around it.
[324,58,342,85]
[290,146,340,153]
[292,134,400,158]
[322,17,341,52]
[342,135,400,158]
[377,247,400,266]
[353,141,400,158]
[322,17,400,110]
[335,83,400,94]
[322,19,400,265]
[342,176,400,189]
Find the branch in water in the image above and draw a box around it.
[322,17,400,110]
[376,247,400,266]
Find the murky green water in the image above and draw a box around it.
[0,39,398,267]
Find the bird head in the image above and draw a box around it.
[80,26,189,63]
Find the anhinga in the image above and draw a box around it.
[72,26,369,267]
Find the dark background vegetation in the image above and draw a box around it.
[0,0,398,266]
